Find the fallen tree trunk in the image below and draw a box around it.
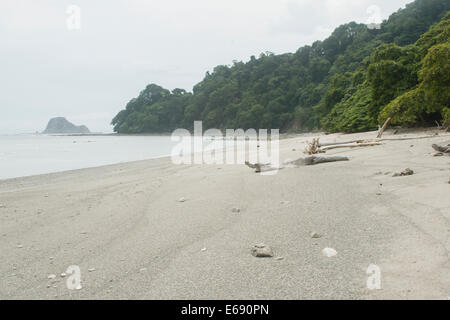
[320,142,382,151]
[245,155,349,172]
[318,139,379,147]
[286,155,349,166]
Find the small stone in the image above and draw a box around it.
[231,207,240,213]
[322,247,338,257]
[178,197,187,202]
[17,244,23,248]
[393,168,414,177]
[48,274,56,279]
[275,256,284,261]
[251,244,273,258]
[376,192,382,196]
[46,284,51,288]
[310,232,322,239]
[88,268,96,272]
[60,273,67,278]
[201,248,207,252]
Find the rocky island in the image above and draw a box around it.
[42,117,90,134]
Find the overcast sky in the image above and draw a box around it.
[0,0,411,134]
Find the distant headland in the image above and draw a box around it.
[42,117,90,134]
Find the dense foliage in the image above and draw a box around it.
[112,0,450,133]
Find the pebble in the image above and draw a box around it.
[88,268,96,272]
[251,244,273,258]
[275,256,284,261]
[201,248,207,252]
[60,273,67,278]
[178,197,187,202]
[231,207,240,213]
[310,232,322,239]
[393,168,414,177]
[48,274,56,279]
[17,244,23,248]
[322,248,338,257]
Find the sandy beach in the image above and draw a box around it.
[0,129,449,300]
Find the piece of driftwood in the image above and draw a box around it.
[321,142,382,151]
[304,138,324,155]
[432,144,450,153]
[377,117,391,138]
[286,155,349,166]
[318,139,379,147]
[245,155,349,172]
[244,161,276,173]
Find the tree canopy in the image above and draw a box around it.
[112,0,450,134]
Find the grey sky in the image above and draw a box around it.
[0,0,411,133]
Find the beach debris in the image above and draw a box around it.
[88,268,96,272]
[244,161,276,173]
[245,155,349,173]
[304,138,324,155]
[231,207,240,213]
[322,248,338,257]
[178,197,187,203]
[286,156,349,166]
[376,117,391,138]
[392,168,414,177]
[432,144,450,153]
[47,274,56,279]
[310,232,322,239]
[433,152,444,157]
[251,243,273,258]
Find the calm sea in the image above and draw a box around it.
[0,134,178,180]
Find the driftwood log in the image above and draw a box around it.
[320,142,382,151]
[318,139,379,147]
[245,155,349,172]
[285,155,349,166]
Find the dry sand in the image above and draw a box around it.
[0,129,449,299]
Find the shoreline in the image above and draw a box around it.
[0,129,448,299]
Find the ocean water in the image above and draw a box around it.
[0,134,178,180]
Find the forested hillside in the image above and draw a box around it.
[112,0,450,133]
